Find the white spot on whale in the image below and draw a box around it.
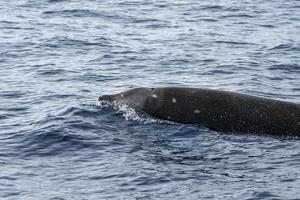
[167,116,171,119]
[172,98,176,103]
[152,94,158,98]
[121,94,124,98]
[194,109,201,114]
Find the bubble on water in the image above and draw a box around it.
[96,100,168,124]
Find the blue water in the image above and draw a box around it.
[1,0,300,199]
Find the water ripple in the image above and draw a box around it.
[0,0,300,199]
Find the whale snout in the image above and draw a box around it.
[98,94,114,102]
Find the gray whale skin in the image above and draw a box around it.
[98,87,300,136]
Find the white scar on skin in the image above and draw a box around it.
[121,94,124,98]
[172,98,176,103]
[152,94,158,98]
[194,109,201,114]
[167,116,171,119]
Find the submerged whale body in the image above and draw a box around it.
[98,87,300,136]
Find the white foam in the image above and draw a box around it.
[194,109,201,114]
[96,100,168,124]
[152,94,158,98]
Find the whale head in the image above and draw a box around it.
[98,87,156,109]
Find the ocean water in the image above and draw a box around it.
[0,0,300,199]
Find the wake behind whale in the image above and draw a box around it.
[98,87,300,136]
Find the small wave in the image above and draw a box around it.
[76,73,119,82]
[201,5,225,11]
[0,115,8,120]
[0,20,19,25]
[200,18,218,22]
[0,21,21,30]
[42,94,81,101]
[41,36,113,50]
[249,191,280,200]
[186,5,226,12]
[257,24,276,28]
[270,44,291,50]
[13,127,96,157]
[41,8,124,21]
[268,64,300,72]
[48,197,66,200]
[2,107,28,113]
[206,69,235,75]
[42,9,103,18]
[1,91,28,99]
[36,68,66,76]
[48,0,69,3]
[221,14,255,18]
[215,40,256,45]
[96,100,167,124]
[133,18,166,24]
[269,44,300,51]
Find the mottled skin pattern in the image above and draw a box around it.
[98,87,300,136]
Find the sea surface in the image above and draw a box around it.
[1,0,300,199]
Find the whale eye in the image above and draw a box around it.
[150,88,155,90]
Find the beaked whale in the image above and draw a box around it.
[98,87,300,136]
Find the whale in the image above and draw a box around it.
[98,87,300,136]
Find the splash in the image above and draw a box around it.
[96,99,167,124]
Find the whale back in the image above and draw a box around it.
[143,87,300,136]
